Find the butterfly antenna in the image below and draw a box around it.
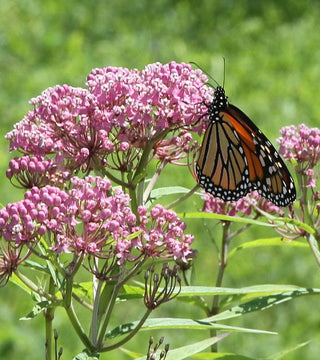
[190,61,220,88]
[222,57,226,89]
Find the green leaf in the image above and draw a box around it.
[228,238,308,259]
[151,186,192,199]
[190,352,257,359]
[46,259,60,286]
[257,210,315,234]
[106,318,275,340]
[20,300,52,320]
[117,284,320,305]
[134,334,230,360]
[120,347,143,359]
[145,186,194,208]
[9,273,33,295]
[127,229,144,240]
[179,212,273,227]
[119,284,145,300]
[266,340,311,360]
[73,282,94,301]
[72,351,100,360]
[178,284,320,297]
[140,318,275,334]
[205,288,320,323]
[307,233,320,263]
[22,260,50,273]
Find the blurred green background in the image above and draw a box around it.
[1,0,320,359]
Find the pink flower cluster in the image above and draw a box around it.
[133,204,194,263]
[6,155,57,188]
[153,130,200,165]
[0,176,194,279]
[0,186,66,244]
[277,124,320,187]
[6,62,212,178]
[202,190,283,216]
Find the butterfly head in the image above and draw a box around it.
[214,86,228,108]
[207,86,229,119]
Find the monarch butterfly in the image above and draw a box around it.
[196,86,296,206]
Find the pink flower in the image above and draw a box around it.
[202,190,283,217]
[7,155,57,189]
[278,124,320,167]
[0,240,31,286]
[134,204,194,262]
[277,124,320,189]
[0,186,69,246]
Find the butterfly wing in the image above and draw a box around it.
[196,103,296,206]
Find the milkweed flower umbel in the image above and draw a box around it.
[6,155,57,188]
[202,190,283,217]
[278,124,320,166]
[0,176,194,280]
[144,263,181,310]
[6,62,212,181]
[278,124,320,188]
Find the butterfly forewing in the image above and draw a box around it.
[197,116,254,202]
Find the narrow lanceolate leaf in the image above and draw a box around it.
[106,318,275,340]
[117,284,320,303]
[139,318,275,334]
[190,352,257,359]
[227,237,308,259]
[204,288,320,323]
[178,284,320,297]
[179,211,273,227]
[22,260,50,273]
[150,186,192,199]
[10,273,33,295]
[257,209,315,234]
[134,334,230,360]
[119,347,143,359]
[266,340,311,360]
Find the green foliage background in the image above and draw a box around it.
[1,0,320,359]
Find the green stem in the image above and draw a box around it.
[64,302,94,351]
[166,184,200,209]
[62,257,94,350]
[97,258,146,348]
[297,172,320,267]
[306,234,320,267]
[210,221,231,352]
[131,129,171,188]
[131,143,153,187]
[97,281,121,347]
[92,157,131,189]
[143,159,167,204]
[129,185,138,216]
[100,309,152,352]
[90,278,104,346]
[128,135,162,214]
[65,274,74,308]
[72,292,93,311]
[64,256,84,307]
[44,277,56,360]
[136,179,145,207]
[14,270,59,302]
